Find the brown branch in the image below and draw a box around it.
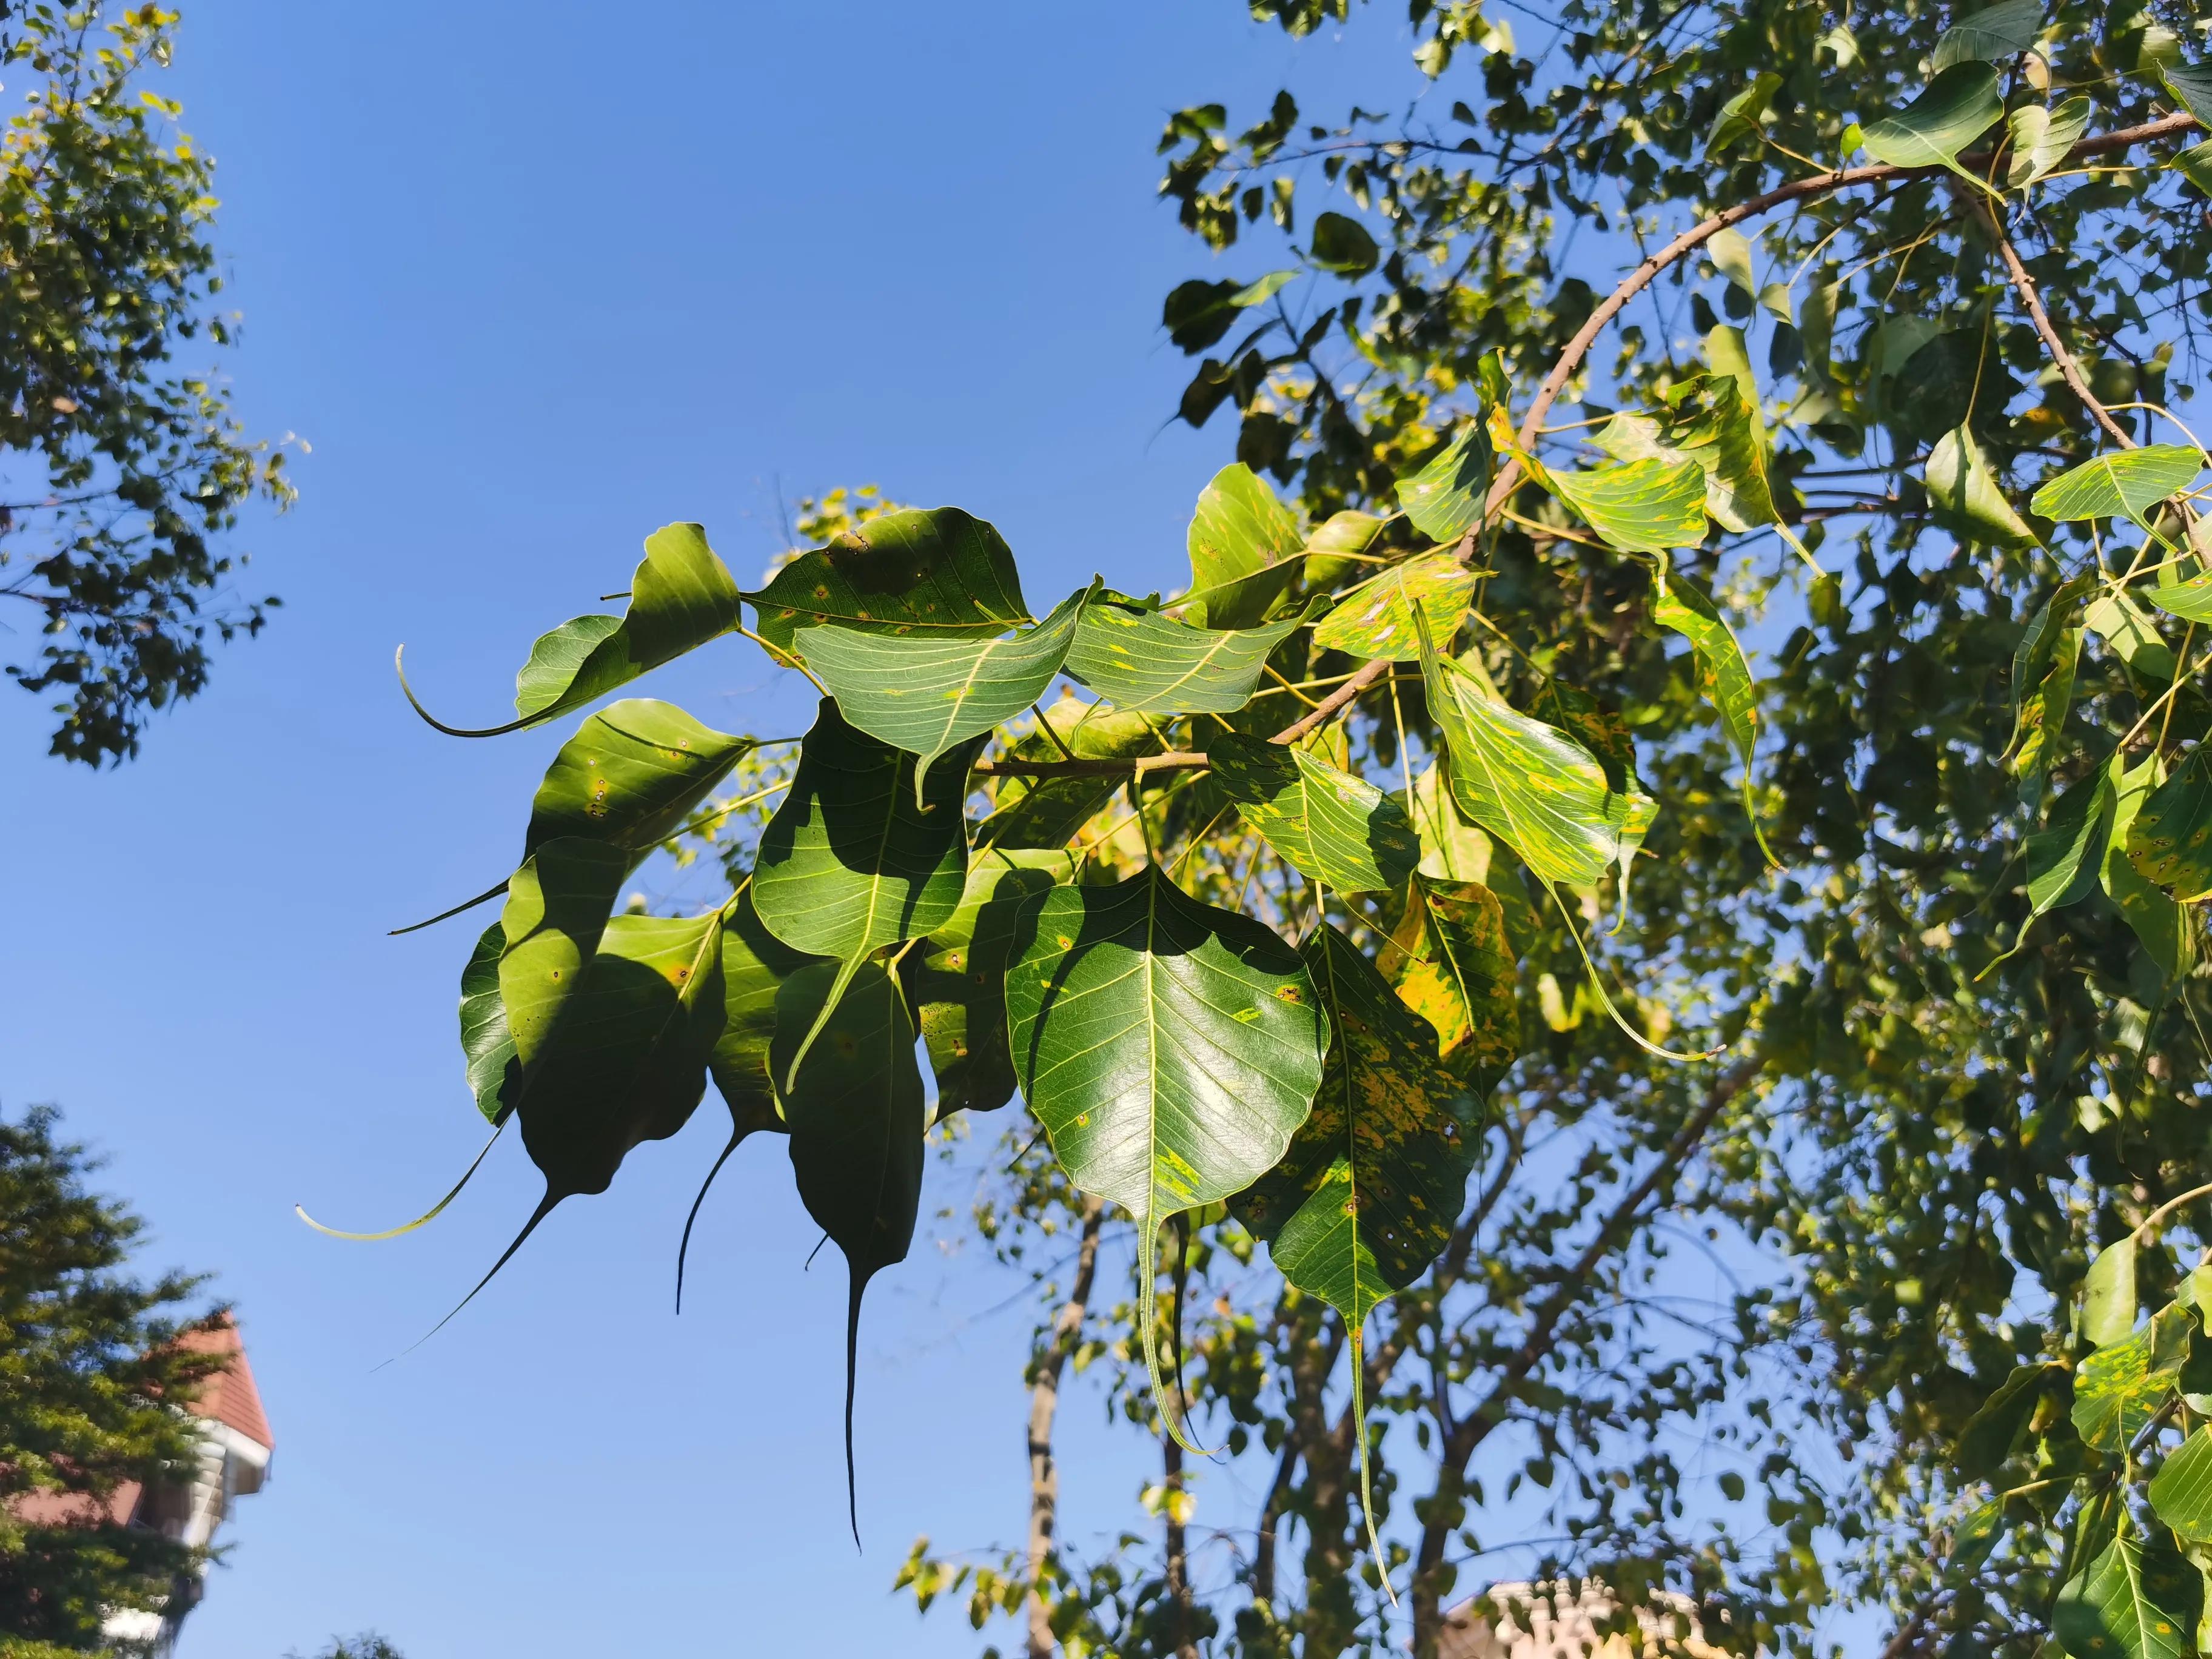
[1972,197,2136,450]
[1407,1056,1761,1658]
[1026,1196,1105,1659]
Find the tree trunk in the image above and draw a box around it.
[1026,1197,1105,1659]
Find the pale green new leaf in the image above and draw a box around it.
[1003,866,1328,1446]
[1924,426,2038,550]
[2083,1234,2140,1347]
[2126,748,2212,902]
[1548,458,1709,552]
[748,506,1029,659]
[2153,1428,2212,1544]
[1210,731,1419,893]
[2006,96,2090,188]
[797,582,1096,803]
[1303,509,1389,590]
[1704,72,1783,158]
[2054,1524,2187,1659]
[1310,551,1477,662]
[1933,0,2042,70]
[1708,227,1757,298]
[2085,591,2179,681]
[1417,622,1656,889]
[1651,566,1773,862]
[1064,597,1322,716]
[1396,423,1494,544]
[2031,446,2207,531]
[1859,63,2005,193]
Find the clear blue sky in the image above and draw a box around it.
[0,5,1457,1654]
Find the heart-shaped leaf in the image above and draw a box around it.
[902,848,1075,1118]
[1379,876,1520,1088]
[1396,423,1494,544]
[1004,866,1327,1445]
[1708,227,1757,298]
[2153,1427,2212,1543]
[1161,269,1299,353]
[1309,211,1380,275]
[748,507,1030,660]
[2085,591,2179,681]
[1183,464,1305,629]
[1303,509,1389,590]
[2082,1234,2139,1349]
[1416,622,1656,889]
[975,697,1164,851]
[525,699,754,859]
[2031,446,2207,531]
[2106,754,2199,984]
[1595,369,1777,534]
[2026,766,2118,914]
[752,700,976,1081]
[1209,731,1420,893]
[1859,64,2005,192]
[799,582,1096,804]
[498,837,631,1067]
[1548,457,1709,552]
[2006,96,2090,187]
[1925,427,2039,550]
[772,959,927,1542]
[1704,71,1783,159]
[2127,748,2212,901]
[1310,552,1477,662]
[1933,0,2042,70]
[2054,1523,2186,1659]
[1651,566,1775,863]
[1064,597,1322,716]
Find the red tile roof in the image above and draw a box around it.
[175,1316,273,1451]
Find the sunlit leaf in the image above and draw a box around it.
[748,507,1030,660]
[1858,63,2005,193]
[1310,551,1477,662]
[1380,875,1520,1088]
[525,699,754,858]
[1064,597,1323,716]
[2153,1427,2212,1544]
[2026,767,2117,914]
[2031,446,2207,531]
[1595,374,1777,534]
[1210,731,1419,892]
[1416,626,1656,889]
[2127,748,2212,902]
[1396,423,1495,545]
[1161,269,1299,353]
[1548,457,1709,552]
[1304,509,1389,591]
[2148,566,2212,625]
[2006,96,2090,187]
[2075,1302,2190,1452]
[2171,143,2212,195]
[1708,227,1757,298]
[2054,1522,2187,1659]
[1704,72,1783,158]
[1309,210,1380,275]
[1933,0,2042,70]
[798,582,1096,803]
[2085,591,2179,682]
[1184,464,1305,629]
[2106,754,2200,984]
[2084,1235,2140,1348]
[1652,565,1772,860]
[771,958,927,1541]
[1924,426,2039,550]
[975,697,1163,851]
[1003,866,1328,1446]
[459,922,518,1126]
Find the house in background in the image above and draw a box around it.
[11,1315,275,1657]
[1440,1582,1729,1659]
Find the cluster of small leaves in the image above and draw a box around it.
[0,2,292,765]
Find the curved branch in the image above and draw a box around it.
[1973,198,2136,449]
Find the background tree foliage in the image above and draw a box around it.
[0,1107,228,1653]
[352,1,2212,1657]
[0,2,290,765]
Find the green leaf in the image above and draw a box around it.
[2054,1523,2187,1659]
[1303,509,1389,591]
[1952,1498,2006,1576]
[1651,566,1772,862]
[1933,0,2042,70]
[748,507,1030,660]
[706,886,821,1133]
[1858,63,2006,193]
[1209,731,1420,893]
[497,837,631,1068]
[1548,458,1709,552]
[1594,374,1776,534]
[2084,1235,2141,1347]
[1954,1361,2057,1480]
[2025,767,2118,914]
[2010,573,2094,805]
[506,524,743,729]
[2127,748,2212,902]
[1380,875,1520,1088]
[2163,62,2212,127]
[524,699,754,859]
[1308,211,1380,275]
[751,700,975,1080]
[2149,566,2212,624]
[771,957,927,1542]
[1704,72,1783,158]
[2073,1303,2188,1450]
[2085,591,2180,681]
[2006,96,2091,187]
[1161,269,1299,353]
[1708,227,1757,298]
[2153,1428,2212,1544]
[459,922,518,1126]
[1396,423,1495,545]
[1185,464,1305,631]
[798,582,1096,804]
[1310,551,1477,662]
[2171,142,2212,195]
[903,848,1074,1118]
[2031,447,2208,532]
[975,697,1163,850]
[2106,754,2200,984]
[1924,426,2039,550]
[1004,866,1328,1446]
[1063,597,1322,716]
[1416,625,1656,890]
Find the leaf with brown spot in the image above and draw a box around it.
[1380,876,1521,1090]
